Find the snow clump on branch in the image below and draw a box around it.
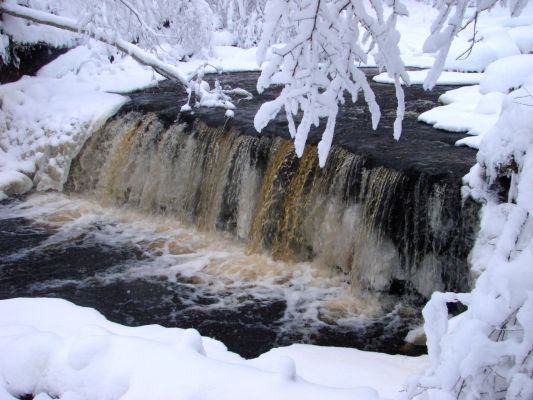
[254,0,409,167]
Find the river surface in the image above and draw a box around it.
[0,193,423,358]
[0,72,476,358]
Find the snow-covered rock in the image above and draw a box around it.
[0,75,127,195]
[418,54,533,150]
[0,170,32,199]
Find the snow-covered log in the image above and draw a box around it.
[0,1,190,87]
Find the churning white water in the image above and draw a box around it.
[1,193,417,357]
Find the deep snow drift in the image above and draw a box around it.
[0,297,426,400]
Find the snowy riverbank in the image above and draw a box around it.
[0,298,426,400]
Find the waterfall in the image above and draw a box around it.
[66,111,479,299]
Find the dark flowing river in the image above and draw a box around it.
[0,72,477,358]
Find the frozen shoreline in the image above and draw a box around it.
[0,297,427,400]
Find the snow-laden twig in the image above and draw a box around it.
[181,64,253,113]
[255,0,409,167]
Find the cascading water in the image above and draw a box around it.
[0,72,479,357]
[66,110,478,299]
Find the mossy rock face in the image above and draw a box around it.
[0,39,68,83]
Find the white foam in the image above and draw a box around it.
[0,192,395,331]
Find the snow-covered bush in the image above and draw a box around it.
[405,72,533,400]
[180,64,253,113]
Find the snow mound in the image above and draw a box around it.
[479,54,533,94]
[508,24,533,53]
[0,298,426,400]
[256,344,426,400]
[444,26,521,73]
[418,85,504,142]
[373,70,483,85]
[0,170,32,199]
[0,76,126,196]
[37,45,163,93]
[210,46,260,72]
[418,53,533,150]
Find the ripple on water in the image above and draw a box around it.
[0,193,424,358]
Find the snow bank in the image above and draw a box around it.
[178,46,260,78]
[37,45,163,93]
[0,298,426,400]
[0,76,126,197]
[418,52,533,150]
[392,1,533,72]
[438,3,533,74]
[0,39,186,197]
[479,54,533,94]
[0,10,78,50]
[444,25,521,73]
[373,70,483,85]
[418,85,504,141]
[209,46,260,72]
[256,345,426,400]
[508,24,533,53]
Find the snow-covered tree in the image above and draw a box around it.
[404,78,533,400]
[208,0,266,47]
[0,0,213,65]
[77,0,214,58]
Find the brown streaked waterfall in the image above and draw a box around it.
[66,110,478,299]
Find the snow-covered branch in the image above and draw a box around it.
[0,1,191,87]
[423,0,529,89]
[254,0,409,167]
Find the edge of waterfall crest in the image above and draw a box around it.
[66,111,480,299]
